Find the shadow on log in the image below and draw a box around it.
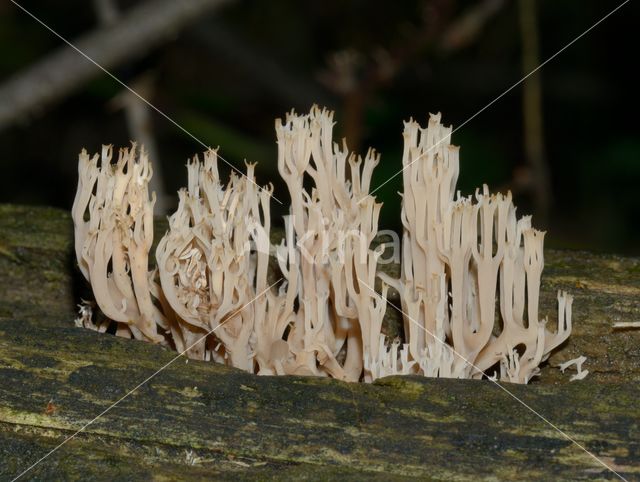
[0,204,638,479]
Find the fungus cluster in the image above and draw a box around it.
[380,114,572,383]
[72,144,169,343]
[73,106,574,384]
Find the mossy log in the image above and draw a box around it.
[0,204,638,480]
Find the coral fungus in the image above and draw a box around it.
[72,106,573,384]
[379,114,572,383]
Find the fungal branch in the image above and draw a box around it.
[382,114,574,383]
[72,143,169,343]
[275,106,391,381]
[73,106,576,384]
[155,149,275,369]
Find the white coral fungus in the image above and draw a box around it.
[72,107,575,384]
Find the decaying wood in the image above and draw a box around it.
[0,204,638,480]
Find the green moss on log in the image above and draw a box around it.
[0,204,639,480]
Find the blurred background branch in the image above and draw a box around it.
[192,21,334,110]
[438,0,505,53]
[518,0,551,225]
[93,0,169,214]
[319,0,506,151]
[0,0,233,130]
[0,0,636,254]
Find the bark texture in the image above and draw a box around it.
[0,204,638,480]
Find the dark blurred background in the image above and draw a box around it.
[0,0,637,254]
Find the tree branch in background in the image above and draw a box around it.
[93,0,169,214]
[319,0,506,151]
[192,22,333,110]
[519,0,551,224]
[438,0,505,53]
[109,76,170,214]
[0,0,233,131]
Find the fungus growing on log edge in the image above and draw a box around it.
[72,106,575,383]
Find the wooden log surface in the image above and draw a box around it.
[0,204,638,480]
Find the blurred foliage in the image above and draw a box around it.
[0,0,638,254]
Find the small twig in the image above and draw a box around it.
[613,322,640,329]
